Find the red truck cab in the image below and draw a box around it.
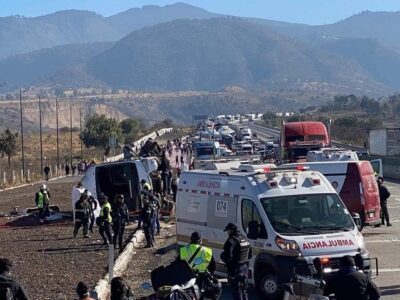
[282,121,329,162]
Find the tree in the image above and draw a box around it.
[81,114,122,149]
[0,129,18,167]
[120,118,142,144]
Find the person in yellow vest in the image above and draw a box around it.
[98,193,112,245]
[179,231,215,274]
[35,184,50,224]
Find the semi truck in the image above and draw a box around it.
[281,121,330,162]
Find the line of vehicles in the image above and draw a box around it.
[73,118,383,299]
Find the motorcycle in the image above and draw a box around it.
[141,259,222,300]
[282,257,328,300]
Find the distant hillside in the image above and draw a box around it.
[318,38,400,90]
[0,42,113,89]
[257,11,400,53]
[0,3,215,59]
[87,18,384,92]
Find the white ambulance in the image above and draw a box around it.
[176,166,371,299]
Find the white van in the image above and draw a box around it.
[176,166,371,299]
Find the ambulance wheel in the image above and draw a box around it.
[257,273,282,300]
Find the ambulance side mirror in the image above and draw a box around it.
[247,221,259,240]
[351,213,362,231]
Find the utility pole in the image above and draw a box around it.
[70,102,73,168]
[19,89,25,179]
[39,96,43,174]
[79,105,83,158]
[56,98,60,170]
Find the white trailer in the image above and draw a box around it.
[369,128,400,156]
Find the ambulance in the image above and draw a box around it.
[176,165,372,299]
[284,161,381,228]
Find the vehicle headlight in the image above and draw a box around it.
[356,231,366,250]
[275,236,300,253]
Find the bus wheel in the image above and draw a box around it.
[257,271,282,300]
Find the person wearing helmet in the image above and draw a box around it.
[98,194,112,245]
[221,223,252,300]
[35,184,51,224]
[138,180,152,229]
[112,194,130,250]
[0,258,29,300]
[139,196,155,248]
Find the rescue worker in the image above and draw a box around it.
[140,197,155,248]
[220,223,252,300]
[0,258,30,300]
[73,192,91,238]
[149,193,161,236]
[377,177,392,226]
[138,179,151,229]
[179,231,215,274]
[98,194,113,245]
[35,184,50,224]
[158,151,170,196]
[324,255,380,300]
[85,190,98,233]
[112,194,130,250]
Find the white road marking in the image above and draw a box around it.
[372,268,400,273]
[366,239,400,243]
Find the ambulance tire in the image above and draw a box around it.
[256,272,282,300]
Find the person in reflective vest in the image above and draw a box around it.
[138,180,152,229]
[35,184,50,224]
[179,231,215,274]
[98,194,112,245]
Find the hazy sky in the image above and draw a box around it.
[1,0,400,25]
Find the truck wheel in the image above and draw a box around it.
[256,273,282,300]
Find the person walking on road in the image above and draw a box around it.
[65,163,70,176]
[98,194,113,245]
[324,255,380,300]
[71,182,84,222]
[112,195,130,250]
[378,177,392,226]
[220,223,252,300]
[73,193,91,238]
[43,165,50,181]
[0,258,30,300]
[35,184,50,225]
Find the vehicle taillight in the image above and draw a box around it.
[263,167,271,173]
[296,165,309,171]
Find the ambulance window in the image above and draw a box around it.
[241,199,267,239]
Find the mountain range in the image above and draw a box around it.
[1,3,400,95]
